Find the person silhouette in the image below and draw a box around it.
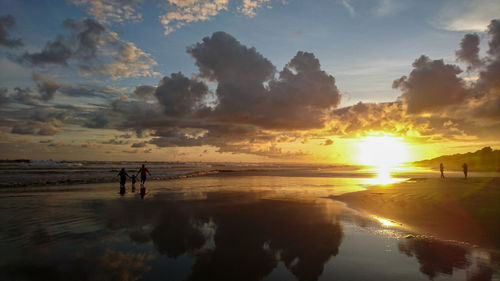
[131,175,137,192]
[140,186,146,199]
[440,163,444,179]
[117,168,129,195]
[462,163,468,179]
[137,164,151,185]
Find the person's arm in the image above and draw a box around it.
[147,168,151,176]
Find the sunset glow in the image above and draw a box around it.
[358,135,410,167]
[357,135,410,185]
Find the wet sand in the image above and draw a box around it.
[332,177,500,249]
[1,176,500,280]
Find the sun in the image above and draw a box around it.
[357,135,410,185]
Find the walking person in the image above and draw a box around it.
[137,164,151,185]
[440,163,445,179]
[462,163,468,179]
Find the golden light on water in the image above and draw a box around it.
[358,135,410,185]
[374,216,397,227]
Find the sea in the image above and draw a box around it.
[1,161,499,280]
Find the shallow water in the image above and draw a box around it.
[0,176,499,281]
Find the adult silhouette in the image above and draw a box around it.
[462,163,468,179]
[117,168,130,187]
[440,163,444,179]
[137,164,151,185]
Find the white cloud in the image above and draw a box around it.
[159,0,229,35]
[434,0,500,31]
[72,0,282,35]
[81,42,160,80]
[237,0,271,18]
[341,0,355,17]
[372,0,408,18]
[70,0,143,24]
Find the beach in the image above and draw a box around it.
[1,170,500,280]
[333,177,500,249]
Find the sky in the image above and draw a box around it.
[0,0,499,163]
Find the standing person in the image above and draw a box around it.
[462,163,468,179]
[137,164,151,185]
[440,163,444,179]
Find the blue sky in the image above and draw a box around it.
[0,0,499,162]
[2,0,489,103]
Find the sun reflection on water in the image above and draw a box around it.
[374,216,397,227]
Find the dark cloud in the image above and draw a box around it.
[18,35,73,66]
[33,73,61,101]
[393,55,467,114]
[11,121,59,136]
[62,18,110,60]
[17,18,116,66]
[0,87,9,106]
[133,85,156,99]
[155,73,208,117]
[0,14,23,48]
[13,18,155,79]
[96,32,341,156]
[84,110,109,128]
[58,84,109,98]
[131,141,147,148]
[456,33,481,71]
[187,31,275,83]
[102,138,129,145]
[10,87,39,105]
[48,141,68,147]
[184,33,341,129]
[487,19,500,58]
[322,139,333,146]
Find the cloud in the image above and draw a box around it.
[187,31,275,82]
[456,33,481,71]
[155,72,208,117]
[434,0,500,31]
[102,137,129,145]
[487,19,500,58]
[372,0,406,18]
[69,0,143,25]
[84,110,109,128]
[131,141,147,148]
[48,141,68,147]
[133,85,156,100]
[15,18,158,80]
[71,0,279,36]
[186,32,341,129]
[96,32,341,157]
[62,18,118,59]
[81,141,102,148]
[11,121,60,136]
[159,0,229,35]
[18,35,73,66]
[0,87,10,106]
[33,73,61,101]
[393,55,467,114]
[0,14,23,48]
[238,0,271,18]
[341,0,355,17]
[80,42,160,80]
[322,139,334,146]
